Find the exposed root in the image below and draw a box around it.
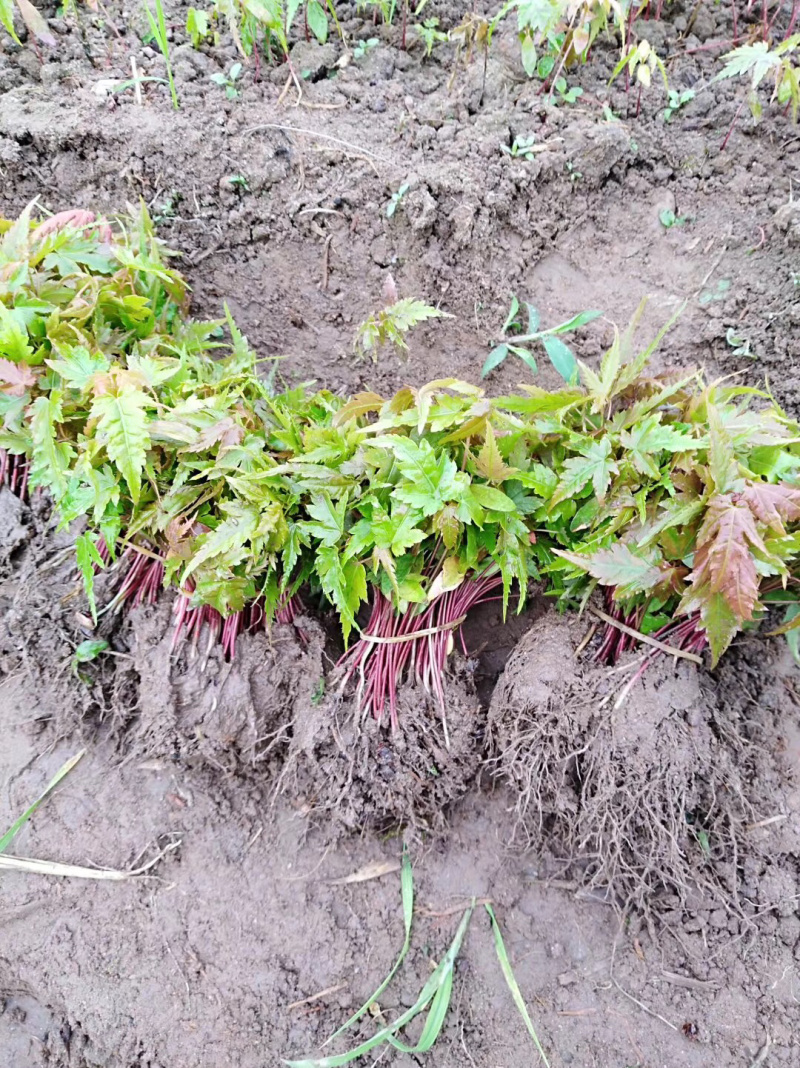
[489,613,751,914]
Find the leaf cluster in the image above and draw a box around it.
[5,207,800,668]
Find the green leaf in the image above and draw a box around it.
[501,296,520,334]
[300,492,348,546]
[0,302,34,363]
[482,343,509,378]
[514,463,558,498]
[485,904,551,1068]
[29,392,74,497]
[76,532,105,624]
[551,437,616,506]
[546,309,602,335]
[542,335,577,383]
[316,546,366,645]
[47,345,110,390]
[700,590,738,666]
[386,437,461,516]
[90,387,150,504]
[0,749,86,854]
[306,0,328,41]
[556,543,665,599]
[372,505,427,555]
[506,344,538,374]
[470,484,516,512]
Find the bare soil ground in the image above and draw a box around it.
[1,1,800,1065]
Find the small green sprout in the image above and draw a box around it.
[211,61,243,99]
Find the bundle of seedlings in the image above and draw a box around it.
[3,203,800,754]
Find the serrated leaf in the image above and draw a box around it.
[75,532,104,624]
[434,505,461,550]
[317,546,366,645]
[706,403,736,494]
[29,392,73,496]
[514,463,558,498]
[46,345,109,391]
[556,543,665,599]
[0,357,36,396]
[90,386,150,504]
[476,424,515,482]
[0,302,34,363]
[621,416,697,477]
[551,437,616,506]
[372,505,427,555]
[689,495,766,620]
[738,480,800,534]
[183,503,259,583]
[700,590,739,665]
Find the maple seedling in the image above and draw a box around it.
[4,206,800,722]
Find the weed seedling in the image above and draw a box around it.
[501,134,538,160]
[71,638,110,681]
[659,208,690,228]
[144,0,179,109]
[699,278,732,305]
[353,35,379,59]
[211,61,243,98]
[725,327,754,358]
[1,750,85,854]
[386,182,409,218]
[565,159,582,183]
[483,295,601,380]
[414,16,446,57]
[663,87,695,121]
[186,6,214,47]
[551,75,583,105]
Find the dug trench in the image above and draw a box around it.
[2,0,800,1064]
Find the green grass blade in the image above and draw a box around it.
[386,969,453,1053]
[324,845,414,1043]
[485,904,551,1068]
[285,904,473,1068]
[144,0,179,109]
[0,749,86,854]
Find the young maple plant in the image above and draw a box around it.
[2,204,800,727]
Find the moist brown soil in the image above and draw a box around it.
[2,1,800,1065]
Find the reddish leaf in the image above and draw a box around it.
[191,416,244,452]
[0,357,36,396]
[689,495,766,621]
[738,480,800,534]
[34,210,97,241]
